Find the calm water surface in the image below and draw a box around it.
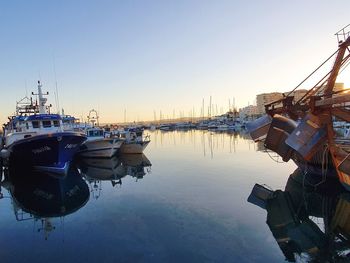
[0,130,298,262]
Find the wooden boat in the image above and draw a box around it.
[247,25,350,191]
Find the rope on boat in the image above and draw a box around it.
[300,145,329,190]
[285,48,339,98]
[321,144,330,183]
[265,149,285,164]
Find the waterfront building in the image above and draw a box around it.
[256,92,283,115]
[239,105,259,120]
[256,84,344,115]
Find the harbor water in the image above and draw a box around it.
[0,130,313,262]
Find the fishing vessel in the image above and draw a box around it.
[115,127,150,154]
[159,123,174,131]
[1,81,86,176]
[247,25,350,191]
[78,109,123,158]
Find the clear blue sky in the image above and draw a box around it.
[1,0,350,123]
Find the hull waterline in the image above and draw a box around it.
[119,141,150,154]
[8,132,86,177]
[78,138,124,158]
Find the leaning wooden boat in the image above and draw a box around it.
[247,25,350,191]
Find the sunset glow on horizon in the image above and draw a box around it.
[1,0,350,124]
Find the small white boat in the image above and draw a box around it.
[115,128,150,154]
[78,110,123,158]
[159,124,174,131]
[208,122,219,130]
[217,124,229,131]
[78,127,123,158]
[197,122,209,130]
[175,122,192,130]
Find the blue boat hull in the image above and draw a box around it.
[8,132,86,176]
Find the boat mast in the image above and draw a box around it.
[323,26,350,188]
[33,81,48,114]
[324,35,350,97]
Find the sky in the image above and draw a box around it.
[1,0,350,124]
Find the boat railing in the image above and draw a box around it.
[144,134,151,142]
[335,24,350,43]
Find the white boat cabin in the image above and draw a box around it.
[4,114,64,146]
[85,127,106,141]
[115,128,149,143]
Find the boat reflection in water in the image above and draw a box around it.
[248,169,350,262]
[0,163,90,239]
[77,154,152,199]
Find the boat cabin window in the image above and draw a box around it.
[53,120,60,127]
[26,122,29,129]
[88,130,104,137]
[32,121,40,128]
[42,121,52,128]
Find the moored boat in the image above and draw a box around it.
[78,126,123,158]
[115,127,150,154]
[77,109,124,158]
[247,25,350,191]
[1,81,86,176]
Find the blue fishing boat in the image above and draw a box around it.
[1,81,86,176]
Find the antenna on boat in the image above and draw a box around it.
[32,81,49,114]
[87,109,99,127]
[25,80,28,97]
[53,56,60,114]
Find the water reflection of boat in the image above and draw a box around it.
[77,155,121,180]
[1,164,89,239]
[78,154,152,185]
[248,169,350,261]
[119,154,152,180]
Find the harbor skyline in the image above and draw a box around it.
[1,1,350,124]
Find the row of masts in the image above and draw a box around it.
[121,96,239,124]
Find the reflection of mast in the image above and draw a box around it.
[208,133,213,159]
[89,180,102,200]
[37,218,56,240]
[202,132,206,157]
